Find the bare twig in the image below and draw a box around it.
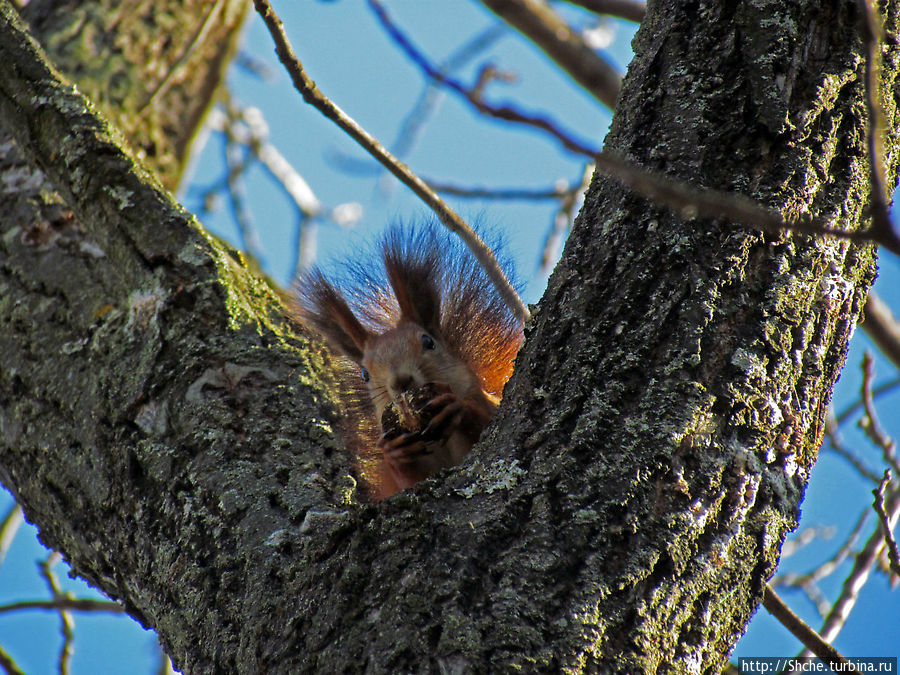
[540,162,593,273]
[388,25,506,164]
[366,0,600,157]
[426,179,572,201]
[201,100,363,277]
[873,471,900,578]
[479,0,621,108]
[834,377,900,426]
[593,151,900,254]
[0,644,24,675]
[292,214,318,278]
[0,598,124,615]
[825,412,883,484]
[561,0,647,23]
[210,101,323,218]
[253,0,530,323]
[762,584,858,673]
[860,353,900,477]
[775,513,868,616]
[780,525,838,559]
[38,554,74,675]
[235,51,278,81]
[861,292,900,371]
[336,25,505,197]
[0,503,22,568]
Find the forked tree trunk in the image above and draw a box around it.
[0,0,896,672]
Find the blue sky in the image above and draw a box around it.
[1,2,898,672]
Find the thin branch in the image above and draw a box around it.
[201,100,362,276]
[222,106,266,265]
[234,50,278,82]
[211,101,323,217]
[540,162,593,273]
[0,644,24,675]
[0,598,125,615]
[780,525,837,559]
[366,0,601,157]
[0,503,22,568]
[252,0,530,323]
[426,179,572,201]
[333,26,507,194]
[591,151,900,255]
[291,213,317,279]
[873,471,900,578]
[860,292,900,372]
[38,554,74,675]
[388,25,506,164]
[479,0,621,108]
[560,0,647,23]
[860,352,900,477]
[834,377,900,426]
[824,412,883,484]
[775,513,868,617]
[762,584,858,673]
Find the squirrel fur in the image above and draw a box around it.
[296,223,523,500]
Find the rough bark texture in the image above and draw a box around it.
[0,1,898,674]
[480,0,897,668]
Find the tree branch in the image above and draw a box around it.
[367,0,601,156]
[873,471,900,578]
[857,0,900,254]
[479,0,622,108]
[861,292,900,370]
[762,584,858,673]
[0,4,343,671]
[0,598,124,616]
[561,0,646,23]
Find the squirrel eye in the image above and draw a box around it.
[421,334,435,350]
[361,367,370,382]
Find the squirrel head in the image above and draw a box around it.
[295,222,522,416]
[299,260,480,420]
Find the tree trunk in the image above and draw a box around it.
[0,1,896,673]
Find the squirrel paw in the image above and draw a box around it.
[379,431,430,465]
[420,392,466,441]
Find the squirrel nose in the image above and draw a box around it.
[391,373,414,394]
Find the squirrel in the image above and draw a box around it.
[295,223,523,500]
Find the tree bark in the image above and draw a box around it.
[0,1,897,674]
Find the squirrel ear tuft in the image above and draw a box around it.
[386,258,441,334]
[383,227,442,334]
[296,271,371,362]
